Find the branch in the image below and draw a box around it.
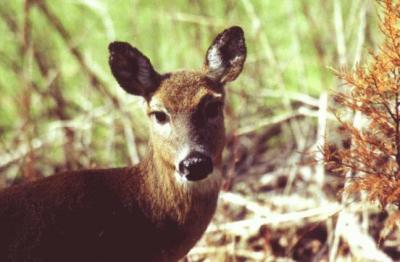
[395,92,400,170]
[35,0,120,107]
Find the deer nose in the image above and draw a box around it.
[179,152,213,181]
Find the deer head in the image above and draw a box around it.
[109,26,246,183]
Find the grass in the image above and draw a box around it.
[1,0,394,260]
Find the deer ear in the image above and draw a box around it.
[205,26,246,84]
[109,41,161,97]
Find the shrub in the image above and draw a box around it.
[325,0,400,238]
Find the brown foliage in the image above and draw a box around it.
[325,0,400,237]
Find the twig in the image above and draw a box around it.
[220,192,271,218]
[206,204,342,234]
[188,246,266,261]
[330,1,364,259]
[283,154,300,195]
[333,211,392,262]
[261,90,320,108]
[314,92,328,187]
[121,115,140,165]
[334,0,347,66]
[239,0,305,150]
[395,93,400,168]
[236,112,303,136]
[35,1,119,107]
[163,12,224,26]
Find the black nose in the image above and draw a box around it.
[178,152,213,181]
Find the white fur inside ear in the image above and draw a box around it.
[207,46,226,80]
[207,46,223,70]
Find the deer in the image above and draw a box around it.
[0,26,246,262]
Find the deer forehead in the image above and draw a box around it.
[149,71,224,113]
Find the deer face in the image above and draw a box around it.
[147,72,225,181]
[109,26,246,182]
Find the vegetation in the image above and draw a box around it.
[1,0,399,261]
[326,0,400,243]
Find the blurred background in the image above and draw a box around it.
[1,0,396,261]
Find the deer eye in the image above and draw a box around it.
[204,101,222,120]
[152,111,169,124]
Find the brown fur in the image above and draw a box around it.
[148,71,226,170]
[0,26,246,262]
[0,165,219,262]
[0,73,222,261]
[154,71,223,112]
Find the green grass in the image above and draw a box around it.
[0,0,380,177]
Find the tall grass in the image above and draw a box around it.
[0,0,377,181]
[2,1,397,260]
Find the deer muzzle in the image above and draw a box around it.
[178,152,213,181]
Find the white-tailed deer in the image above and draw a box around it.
[0,26,246,262]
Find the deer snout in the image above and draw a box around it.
[178,152,213,181]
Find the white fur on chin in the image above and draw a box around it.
[174,169,222,195]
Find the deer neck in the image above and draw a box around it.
[135,146,222,226]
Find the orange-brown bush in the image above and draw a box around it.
[325,0,400,238]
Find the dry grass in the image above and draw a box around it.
[2,0,400,261]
